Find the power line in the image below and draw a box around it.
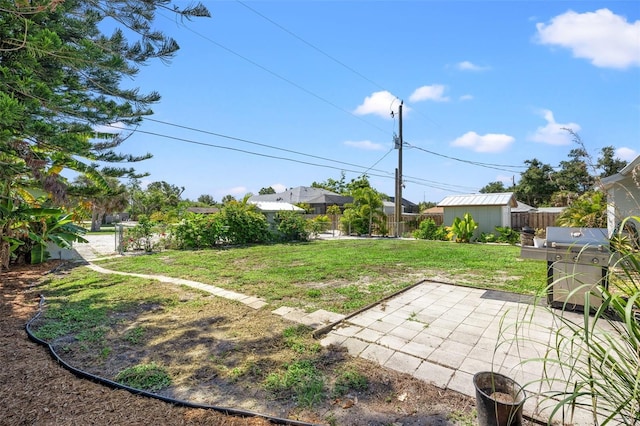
[157,10,525,185]
[405,141,525,173]
[114,123,393,177]
[144,117,394,177]
[143,118,479,192]
[235,0,389,93]
[114,122,475,193]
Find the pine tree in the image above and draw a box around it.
[0,0,210,268]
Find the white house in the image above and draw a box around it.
[248,201,304,229]
[601,155,640,236]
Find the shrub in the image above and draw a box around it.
[275,211,309,242]
[218,202,270,245]
[478,232,496,243]
[339,209,368,236]
[307,215,330,239]
[122,216,158,252]
[494,226,520,245]
[172,212,223,249]
[413,218,448,241]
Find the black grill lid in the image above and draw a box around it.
[546,227,609,248]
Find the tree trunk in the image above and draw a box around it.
[0,223,12,270]
[0,239,9,271]
[91,208,105,232]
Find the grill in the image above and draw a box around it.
[545,227,610,312]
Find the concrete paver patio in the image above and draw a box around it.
[319,281,600,425]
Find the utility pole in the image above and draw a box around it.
[394,101,403,237]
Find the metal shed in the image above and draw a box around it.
[437,192,518,237]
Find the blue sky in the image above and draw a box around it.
[109,1,640,204]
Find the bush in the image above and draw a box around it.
[306,215,330,239]
[413,218,448,241]
[339,209,368,236]
[122,216,158,252]
[478,232,496,243]
[450,213,478,243]
[275,211,309,242]
[218,202,270,245]
[494,226,520,244]
[172,212,223,249]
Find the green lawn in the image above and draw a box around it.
[95,239,547,314]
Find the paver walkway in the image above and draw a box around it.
[71,234,607,425]
[72,235,345,327]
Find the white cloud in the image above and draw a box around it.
[353,91,402,118]
[271,183,287,193]
[409,85,450,103]
[616,147,638,162]
[459,94,474,101]
[451,131,515,153]
[536,8,640,69]
[529,109,581,145]
[344,140,385,151]
[456,61,490,71]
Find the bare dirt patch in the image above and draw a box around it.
[5,261,488,425]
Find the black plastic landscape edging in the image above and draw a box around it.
[25,295,319,426]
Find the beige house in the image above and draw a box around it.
[601,155,640,236]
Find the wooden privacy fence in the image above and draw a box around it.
[385,212,560,236]
[383,214,443,236]
[304,211,560,236]
[510,212,560,231]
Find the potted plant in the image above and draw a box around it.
[533,228,546,248]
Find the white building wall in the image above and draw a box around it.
[607,177,640,236]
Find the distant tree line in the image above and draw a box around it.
[480,139,627,209]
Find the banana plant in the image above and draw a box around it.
[451,212,478,243]
[25,211,88,264]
